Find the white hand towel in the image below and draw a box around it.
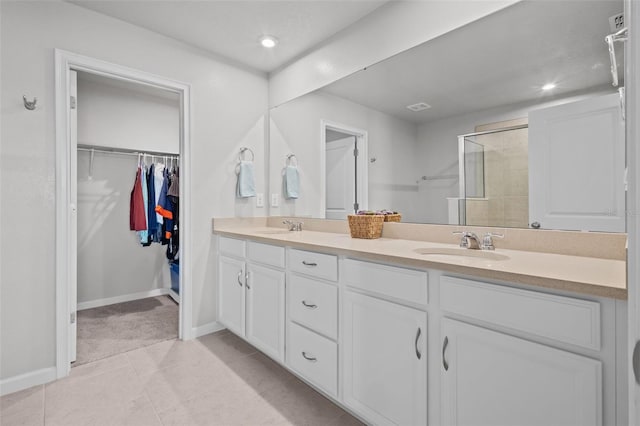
[284,165,299,199]
[236,160,256,198]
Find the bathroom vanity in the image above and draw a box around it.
[213,218,627,426]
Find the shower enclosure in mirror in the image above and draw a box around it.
[268,0,626,232]
[458,123,529,228]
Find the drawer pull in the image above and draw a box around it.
[442,336,449,371]
[236,271,243,287]
[301,351,317,362]
[415,327,422,360]
[301,300,318,309]
[302,261,318,267]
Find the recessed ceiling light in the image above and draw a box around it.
[260,35,278,48]
[542,83,556,91]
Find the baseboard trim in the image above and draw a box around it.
[77,288,170,311]
[192,321,225,338]
[0,367,57,396]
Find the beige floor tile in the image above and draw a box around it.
[224,351,298,396]
[45,365,160,426]
[0,385,44,426]
[196,331,258,364]
[156,385,284,426]
[140,353,245,414]
[255,377,348,426]
[333,412,368,426]
[70,352,131,381]
[126,338,211,376]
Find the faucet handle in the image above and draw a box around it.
[481,232,504,250]
[452,231,470,248]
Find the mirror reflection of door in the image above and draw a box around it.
[326,132,357,219]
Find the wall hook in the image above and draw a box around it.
[23,95,37,111]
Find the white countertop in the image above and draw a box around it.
[213,225,627,300]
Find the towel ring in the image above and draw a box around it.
[286,153,298,167]
[239,147,255,162]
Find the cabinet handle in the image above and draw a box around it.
[302,300,318,309]
[236,271,243,287]
[415,327,422,360]
[302,261,317,267]
[633,339,640,385]
[301,351,317,362]
[442,336,449,371]
[245,271,251,290]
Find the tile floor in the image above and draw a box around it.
[0,330,364,426]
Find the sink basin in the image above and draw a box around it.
[255,229,293,235]
[413,247,509,261]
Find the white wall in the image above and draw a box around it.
[77,74,180,153]
[0,0,268,381]
[269,0,520,107]
[416,90,616,224]
[269,90,419,220]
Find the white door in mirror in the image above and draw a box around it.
[529,92,625,232]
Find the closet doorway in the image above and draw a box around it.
[55,50,192,379]
[320,120,368,219]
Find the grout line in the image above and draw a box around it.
[143,389,165,426]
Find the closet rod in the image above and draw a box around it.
[77,144,179,159]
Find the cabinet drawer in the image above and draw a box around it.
[342,259,428,306]
[219,236,245,258]
[287,322,338,397]
[289,274,338,339]
[247,241,285,268]
[440,276,601,351]
[288,249,338,282]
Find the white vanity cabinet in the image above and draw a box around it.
[440,318,602,426]
[440,276,606,426]
[342,259,428,426]
[286,249,339,397]
[217,237,285,362]
[215,233,623,426]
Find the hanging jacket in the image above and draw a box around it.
[153,163,165,224]
[156,168,175,240]
[129,167,147,231]
[138,166,150,245]
[146,164,158,242]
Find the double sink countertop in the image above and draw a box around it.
[213,218,627,300]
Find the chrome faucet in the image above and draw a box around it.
[453,231,481,249]
[453,231,504,250]
[283,219,303,231]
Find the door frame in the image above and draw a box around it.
[627,0,640,421]
[54,49,193,379]
[320,120,368,217]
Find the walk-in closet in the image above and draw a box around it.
[73,71,181,365]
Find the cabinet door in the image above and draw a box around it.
[246,263,285,362]
[218,256,245,336]
[441,319,602,426]
[343,291,427,426]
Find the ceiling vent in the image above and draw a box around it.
[406,102,431,112]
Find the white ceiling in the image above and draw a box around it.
[69,0,389,73]
[322,0,624,124]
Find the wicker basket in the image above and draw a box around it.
[384,214,402,222]
[348,214,385,239]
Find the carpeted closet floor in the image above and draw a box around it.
[74,295,178,366]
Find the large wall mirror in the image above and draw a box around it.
[269,0,626,232]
